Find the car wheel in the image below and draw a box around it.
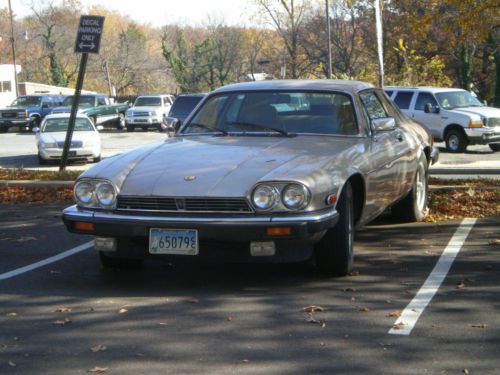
[445,129,468,152]
[29,117,41,132]
[116,113,125,130]
[99,252,143,270]
[126,125,135,132]
[0,127,8,133]
[392,154,429,222]
[37,153,48,165]
[93,155,101,163]
[314,181,354,277]
[489,143,500,152]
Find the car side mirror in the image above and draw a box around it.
[96,125,104,131]
[32,127,40,133]
[128,102,133,108]
[165,117,182,132]
[424,103,440,114]
[371,117,396,132]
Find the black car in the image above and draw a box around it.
[162,94,205,131]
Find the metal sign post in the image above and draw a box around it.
[60,15,104,172]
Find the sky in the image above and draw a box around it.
[11,0,260,28]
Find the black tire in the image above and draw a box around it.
[99,252,143,270]
[445,128,468,153]
[126,125,135,132]
[392,155,429,222]
[116,113,126,130]
[37,153,48,165]
[29,117,41,132]
[0,127,8,133]
[314,181,354,277]
[93,155,101,163]
[489,143,500,152]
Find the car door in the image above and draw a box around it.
[41,97,53,117]
[359,90,410,217]
[411,92,442,139]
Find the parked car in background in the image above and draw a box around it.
[63,80,438,276]
[0,94,64,133]
[52,94,128,130]
[385,87,500,152]
[125,94,175,132]
[34,113,102,165]
[162,93,205,131]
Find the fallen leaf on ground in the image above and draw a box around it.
[53,307,72,313]
[6,312,17,317]
[8,361,16,367]
[226,316,233,321]
[303,305,325,313]
[242,359,250,363]
[463,369,469,374]
[91,344,107,353]
[16,236,37,242]
[471,324,487,329]
[349,271,360,276]
[343,287,356,292]
[185,298,199,304]
[305,315,326,328]
[359,307,370,312]
[158,322,168,326]
[88,367,108,373]
[488,239,500,245]
[456,281,466,289]
[118,308,128,314]
[387,310,401,317]
[52,318,71,325]
[392,322,405,330]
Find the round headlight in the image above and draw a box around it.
[96,182,116,207]
[74,181,94,205]
[252,185,279,210]
[282,183,309,210]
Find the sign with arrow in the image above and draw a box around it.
[75,15,105,54]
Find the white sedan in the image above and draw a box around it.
[34,113,102,165]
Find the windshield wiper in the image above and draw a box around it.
[187,123,228,135]
[226,121,295,137]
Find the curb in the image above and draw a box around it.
[430,168,500,175]
[0,180,74,188]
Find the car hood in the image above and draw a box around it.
[128,106,163,113]
[81,135,359,197]
[451,106,500,118]
[39,131,98,144]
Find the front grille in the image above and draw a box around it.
[1,112,18,118]
[133,112,150,117]
[487,118,500,127]
[117,196,253,213]
[56,141,83,148]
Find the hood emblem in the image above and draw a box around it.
[184,175,196,181]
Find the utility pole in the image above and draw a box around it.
[375,0,384,87]
[325,0,332,79]
[103,60,113,97]
[7,0,18,97]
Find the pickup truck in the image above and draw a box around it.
[385,87,500,152]
[0,94,64,133]
[52,94,129,130]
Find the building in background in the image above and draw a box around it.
[0,64,21,108]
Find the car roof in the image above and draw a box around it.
[212,79,374,94]
[43,113,91,120]
[384,86,467,94]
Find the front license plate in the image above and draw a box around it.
[149,228,198,255]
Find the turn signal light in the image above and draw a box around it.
[73,222,94,232]
[266,227,292,236]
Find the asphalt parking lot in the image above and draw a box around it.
[0,203,498,374]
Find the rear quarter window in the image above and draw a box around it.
[393,91,414,110]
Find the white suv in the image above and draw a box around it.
[385,87,500,152]
[125,95,175,132]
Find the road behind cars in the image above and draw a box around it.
[0,202,499,374]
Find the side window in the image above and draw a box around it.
[384,90,393,98]
[393,91,414,110]
[41,98,52,108]
[415,93,438,111]
[359,91,388,120]
[97,96,107,106]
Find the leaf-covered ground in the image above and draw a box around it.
[0,185,498,222]
[0,168,81,181]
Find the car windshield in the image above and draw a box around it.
[10,96,41,107]
[183,91,358,136]
[62,95,95,108]
[134,97,162,107]
[42,118,94,132]
[170,96,203,117]
[435,91,483,109]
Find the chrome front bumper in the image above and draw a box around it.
[465,126,500,144]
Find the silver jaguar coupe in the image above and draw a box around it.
[63,80,439,276]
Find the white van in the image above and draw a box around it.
[385,87,500,152]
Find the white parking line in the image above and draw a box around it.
[389,218,476,336]
[0,241,94,281]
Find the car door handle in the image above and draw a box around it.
[396,132,404,142]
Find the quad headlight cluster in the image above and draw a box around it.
[251,182,310,212]
[74,179,117,209]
